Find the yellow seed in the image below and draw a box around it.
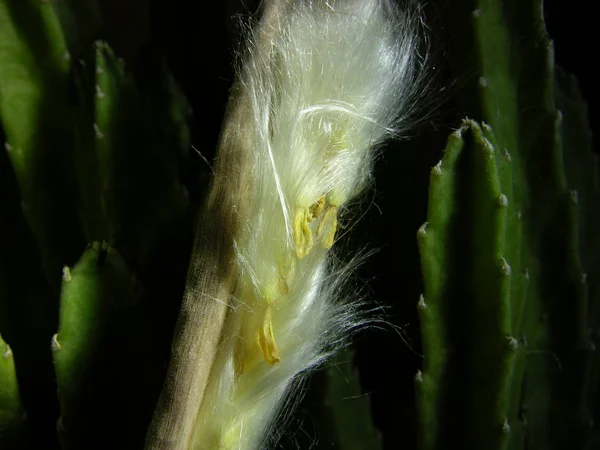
[258,305,280,365]
[293,208,313,258]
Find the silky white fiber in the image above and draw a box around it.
[191,1,427,448]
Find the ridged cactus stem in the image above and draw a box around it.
[52,242,146,449]
[554,67,600,447]
[0,0,85,291]
[418,0,600,449]
[72,38,188,261]
[0,334,21,441]
[417,120,524,449]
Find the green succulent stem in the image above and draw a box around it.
[417,1,600,449]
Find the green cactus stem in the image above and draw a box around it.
[71,40,189,268]
[52,242,149,449]
[553,66,600,449]
[417,0,600,449]
[0,0,85,292]
[417,120,525,450]
[0,334,21,443]
[1,127,62,449]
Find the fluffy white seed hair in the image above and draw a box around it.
[191,0,426,448]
